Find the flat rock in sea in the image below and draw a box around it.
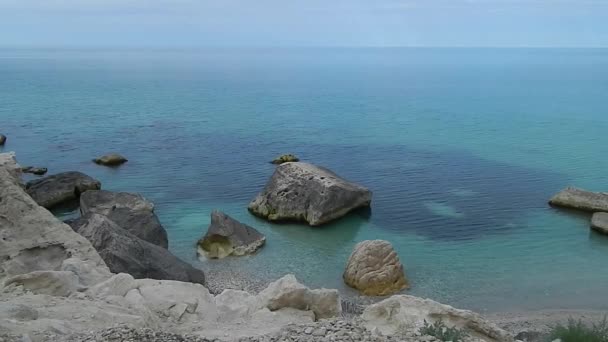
[198,210,266,259]
[591,212,608,235]
[26,172,101,209]
[68,213,205,285]
[80,190,168,248]
[22,166,48,176]
[248,162,372,226]
[93,153,128,166]
[549,187,608,212]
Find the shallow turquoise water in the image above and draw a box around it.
[2,48,608,313]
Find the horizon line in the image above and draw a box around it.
[1,44,608,50]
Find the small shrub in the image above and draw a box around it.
[419,319,468,342]
[547,316,608,342]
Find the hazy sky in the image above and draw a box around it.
[1,0,607,47]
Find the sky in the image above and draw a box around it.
[0,0,607,48]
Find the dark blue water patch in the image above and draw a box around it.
[2,111,567,242]
[83,125,566,241]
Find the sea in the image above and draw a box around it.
[2,47,608,313]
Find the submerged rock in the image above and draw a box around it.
[0,134,6,145]
[362,295,513,342]
[69,213,205,285]
[80,190,168,248]
[549,187,608,212]
[25,172,101,209]
[591,212,608,235]
[21,166,48,176]
[271,154,299,164]
[198,210,266,259]
[248,162,372,226]
[343,240,408,296]
[93,153,128,166]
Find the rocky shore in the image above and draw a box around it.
[0,152,604,342]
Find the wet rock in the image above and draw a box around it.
[0,134,6,146]
[80,190,168,248]
[25,172,101,209]
[21,167,48,176]
[198,211,266,259]
[343,240,408,296]
[93,153,128,166]
[69,213,205,285]
[248,162,372,226]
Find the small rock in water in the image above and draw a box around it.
[0,134,6,145]
[93,153,128,166]
[22,166,48,176]
[271,153,299,164]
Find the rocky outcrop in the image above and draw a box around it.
[22,166,48,176]
[248,162,372,226]
[198,211,266,259]
[69,213,205,285]
[271,154,299,164]
[549,187,608,212]
[343,240,408,296]
[256,274,341,319]
[80,190,168,248]
[93,153,128,166]
[0,155,110,284]
[0,134,6,145]
[0,152,22,180]
[25,172,101,209]
[361,295,514,342]
[591,212,608,235]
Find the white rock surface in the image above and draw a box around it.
[362,295,514,342]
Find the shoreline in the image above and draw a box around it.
[202,261,608,333]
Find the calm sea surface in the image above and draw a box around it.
[2,47,608,313]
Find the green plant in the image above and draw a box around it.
[419,319,468,342]
[547,316,608,342]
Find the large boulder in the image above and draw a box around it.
[68,213,205,285]
[25,171,101,209]
[93,153,128,166]
[255,274,341,319]
[591,212,608,235]
[549,187,608,212]
[80,190,168,248]
[362,295,513,342]
[343,240,408,296]
[198,211,266,259]
[248,162,372,226]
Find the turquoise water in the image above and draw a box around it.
[2,48,608,313]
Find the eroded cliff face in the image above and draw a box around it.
[0,154,111,286]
